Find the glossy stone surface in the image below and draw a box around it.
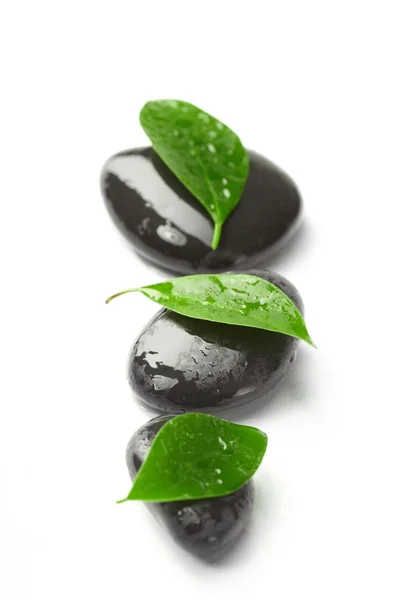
[126,415,254,561]
[101,147,301,274]
[128,269,303,413]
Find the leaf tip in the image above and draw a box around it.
[306,334,317,349]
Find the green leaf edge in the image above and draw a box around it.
[139,99,249,250]
[117,413,268,504]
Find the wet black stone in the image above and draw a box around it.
[126,415,254,561]
[128,269,303,413]
[101,147,302,274]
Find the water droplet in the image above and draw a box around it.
[223,188,231,199]
[215,468,221,474]
[156,225,187,247]
[216,122,223,130]
[198,113,210,123]
[207,143,216,153]
[210,203,215,209]
[186,432,194,439]
[208,130,217,138]
[222,178,228,185]
[202,296,216,305]
[190,149,195,155]
[217,479,223,484]
[173,129,179,137]
[218,437,227,450]
[152,375,179,391]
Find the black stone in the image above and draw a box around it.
[128,269,303,413]
[101,147,302,274]
[126,415,254,561]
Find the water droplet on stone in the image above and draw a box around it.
[156,225,187,247]
[152,375,179,391]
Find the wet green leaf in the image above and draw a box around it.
[139,100,249,249]
[106,273,316,347]
[118,413,267,503]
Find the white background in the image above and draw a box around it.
[1,1,399,598]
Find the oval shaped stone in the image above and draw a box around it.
[128,269,303,413]
[101,147,302,274]
[126,415,255,561]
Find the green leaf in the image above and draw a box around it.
[118,413,267,503]
[106,273,316,347]
[139,99,249,249]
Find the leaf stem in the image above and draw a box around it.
[105,288,138,304]
[211,222,222,250]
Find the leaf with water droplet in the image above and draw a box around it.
[139,100,249,249]
[106,273,316,347]
[118,413,267,503]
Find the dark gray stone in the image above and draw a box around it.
[128,269,303,413]
[126,415,254,561]
[101,147,302,274]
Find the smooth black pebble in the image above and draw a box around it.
[128,269,303,413]
[126,415,255,561]
[101,147,302,274]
